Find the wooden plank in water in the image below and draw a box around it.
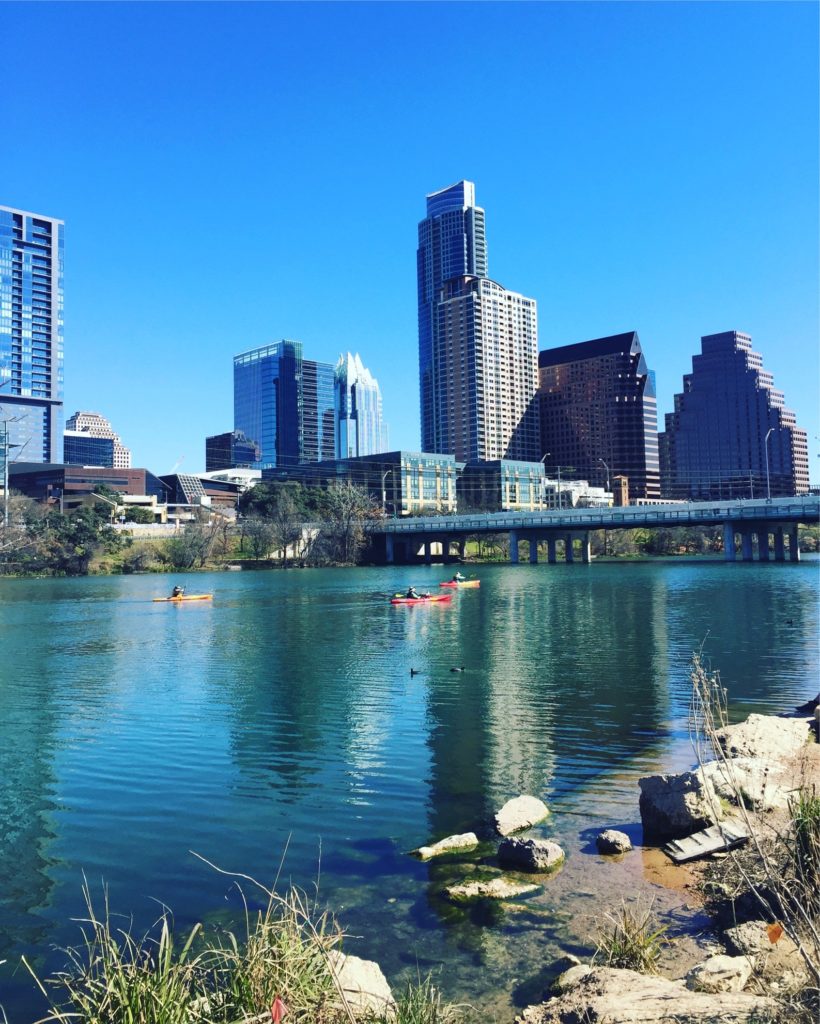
[662,821,749,864]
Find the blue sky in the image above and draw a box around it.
[4,1,818,477]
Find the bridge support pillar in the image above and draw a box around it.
[774,528,786,562]
[789,526,800,562]
[581,532,591,564]
[547,537,557,564]
[385,534,394,565]
[529,536,538,564]
[509,530,519,564]
[424,542,432,565]
[741,530,754,562]
[722,523,736,561]
[565,535,574,563]
[458,539,466,560]
[758,530,770,561]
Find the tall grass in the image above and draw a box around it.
[24,872,473,1024]
[592,899,668,974]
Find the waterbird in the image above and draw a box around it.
[410,668,421,676]
[450,666,466,673]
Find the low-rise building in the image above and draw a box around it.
[9,463,168,508]
[458,460,548,512]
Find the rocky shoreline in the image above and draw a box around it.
[333,701,819,1023]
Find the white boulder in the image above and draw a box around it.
[494,795,550,836]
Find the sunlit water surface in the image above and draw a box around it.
[0,561,817,1020]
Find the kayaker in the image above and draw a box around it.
[171,585,185,598]
[452,571,466,583]
[406,586,419,599]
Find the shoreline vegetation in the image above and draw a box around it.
[12,659,819,1024]
[1,483,818,577]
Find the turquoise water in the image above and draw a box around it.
[0,561,817,1020]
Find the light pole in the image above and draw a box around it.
[764,428,774,500]
[91,491,120,525]
[381,469,390,516]
[598,458,610,493]
[541,453,563,511]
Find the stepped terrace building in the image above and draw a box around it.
[660,331,809,499]
[538,331,660,500]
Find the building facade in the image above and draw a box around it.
[205,430,260,472]
[63,431,114,467]
[660,331,810,499]
[538,332,660,500]
[234,341,334,469]
[458,460,547,512]
[64,410,131,468]
[9,463,167,506]
[264,450,460,517]
[0,205,64,462]
[334,352,387,458]
[417,181,539,462]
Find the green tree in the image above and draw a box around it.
[122,506,155,524]
[30,506,128,575]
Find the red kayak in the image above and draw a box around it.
[390,593,453,605]
[439,579,480,588]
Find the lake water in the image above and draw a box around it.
[0,560,817,1021]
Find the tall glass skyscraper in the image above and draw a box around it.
[334,352,387,458]
[660,331,809,499]
[0,205,64,462]
[417,181,539,462]
[234,340,334,469]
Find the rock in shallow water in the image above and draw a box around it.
[328,950,395,1018]
[596,829,633,854]
[494,795,550,836]
[412,832,479,859]
[498,837,565,872]
[443,876,540,902]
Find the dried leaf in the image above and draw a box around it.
[767,922,784,945]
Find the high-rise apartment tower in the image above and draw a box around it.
[0,205,64,462]
[417,181,539,462]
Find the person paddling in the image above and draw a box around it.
[452,571,466,583]
[171,585,185,599]
[406,586,419,599]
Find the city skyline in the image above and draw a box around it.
[2,2,817,478]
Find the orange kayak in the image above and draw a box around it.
[153,594,213,603]
[439,579,480,588]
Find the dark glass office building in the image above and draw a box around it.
[0,205,64,462]
[659,331,809,499]
[205,430,260,472]
[538,332,660,500]
[63,431,114,467]
[233,341,334,469]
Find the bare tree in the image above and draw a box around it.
[319,484,378,564]
[243,517,276,562]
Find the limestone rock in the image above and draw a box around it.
[702,757,793,813]
[596,829,633,854]
[443,876,540,903]
[328,950,395,1018]
[494,795,550,836]
[552,963,592,993]
[498,837,565,873]
[686,954,752,993]
[412,832,479,859]
[723,920,809,986]
[515,966,776,1023]
[715,714,811,761]
[638,770,719,842]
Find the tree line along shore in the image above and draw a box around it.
[1,481,819,576]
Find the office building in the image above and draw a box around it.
[334,352,387,458]
[458,460,547,512]
[63,431,114,467]
[64,410,131,468]
[264,450,460,517]
[9,463,167,507]
[234,340,335,469]
[660,331,810,499]
[0,205,64,462]
[417,181,539,462]
[205,430,260,472]
[538,331,660,500]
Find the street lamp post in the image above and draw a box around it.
[541,453,562,510]
[764,427,774,500]
[598,458,610,493]
[381,469,390,516]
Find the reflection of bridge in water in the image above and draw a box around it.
[369,496,820,565]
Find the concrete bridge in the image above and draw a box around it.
[368,496,819,565]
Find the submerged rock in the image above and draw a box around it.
[596,829,633,854]
[328,950,395,1018]
[443,876,540,903]
[498,837,565,873]
[494,795,550,836]
[638,769,719,843]
[516,966,776,1023]
[411,832,479,859]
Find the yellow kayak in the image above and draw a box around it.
[153,594,213,603]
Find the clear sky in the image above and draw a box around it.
[4,1,818,478]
